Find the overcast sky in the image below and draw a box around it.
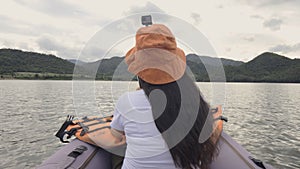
[0,0,299,62]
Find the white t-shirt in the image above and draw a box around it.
[110,90,178,169]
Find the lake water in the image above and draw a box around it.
[0,80,299,169]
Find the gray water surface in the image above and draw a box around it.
[0,80,299,169]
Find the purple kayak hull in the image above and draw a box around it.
[210,132,274,169]
[37,139,111,169]
[38,132,274,169]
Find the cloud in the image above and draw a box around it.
[225,48,231,52]
[0,15,34,35]
[0,14,68,38]
[115,2,170,36]
[238,0,300,7]
[80,44,110,61]
[37,36,79,59]
[37,36,64,51]
[18,42,30,50]
[190,12,201,26]
[250,15,264,20]
[242,36,255,42]
[216,4,224,9]
[263,18,283,31]
[14,0,88,18]
[233,34,256,42]
[0,38,35,52]
[124,2,165,15]
[269,43,300,54]
[1,39,14,47]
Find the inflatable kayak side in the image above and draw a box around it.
[37,139,111,169]
[210,132,274,169]
[37,132,274,169]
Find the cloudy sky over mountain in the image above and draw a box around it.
[0,0,299,61]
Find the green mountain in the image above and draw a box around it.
[225,52,300,82]
[185,54,244,81]
[186,54,244,67]
[0,49,299,82]
[0,49,74,74]
[69,57,125,80]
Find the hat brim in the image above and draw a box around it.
[125,47,186,84]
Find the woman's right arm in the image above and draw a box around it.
[111,128,125,142]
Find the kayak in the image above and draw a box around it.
[37,107,274,169]
[37,132,274,169]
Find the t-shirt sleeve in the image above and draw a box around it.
[110,103,124,131]
[110,91,133,131]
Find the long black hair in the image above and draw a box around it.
[139,73,218,169]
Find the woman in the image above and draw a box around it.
[110,24,218,169]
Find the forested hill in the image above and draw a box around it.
[0,49,74,74]
[0,48,299,82]
[225,52,300,82]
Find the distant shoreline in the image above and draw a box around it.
[1,77,299,83]
[1,49,299,83]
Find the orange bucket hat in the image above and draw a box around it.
[125,24,186,84]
